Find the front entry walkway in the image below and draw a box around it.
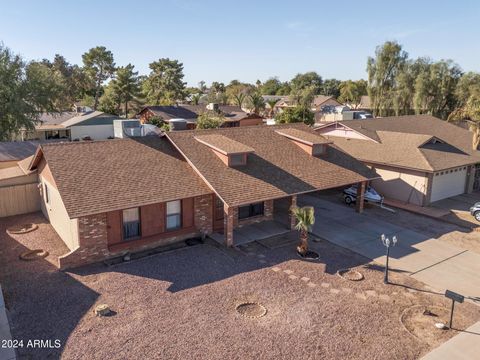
[209,220,290,246]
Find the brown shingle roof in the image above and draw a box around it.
[36,137,211,218]
[167,124,376,206]
[275,128,331,146]
[195,134,255,155]
[327,116,480,171]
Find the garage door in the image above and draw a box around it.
[430,167,467,202]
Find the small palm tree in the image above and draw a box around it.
[290,206,315,256]
[266,99,279,117]
[233,93,246,108]
[249,93,266,114]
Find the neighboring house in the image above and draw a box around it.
[315,115,480,206]
[21,111,121,141]
[28,124,375,268]
[137,104,264,129]
[0,141,45,169]
[311,95,342,110]
[0,156,40,217]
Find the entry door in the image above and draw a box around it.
[213,196,224,232]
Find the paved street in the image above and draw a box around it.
[299,194,480,300]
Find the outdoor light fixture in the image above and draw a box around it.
[381,234,397,284]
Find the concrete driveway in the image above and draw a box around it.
[431,192,480,228]
[299,194,480,300]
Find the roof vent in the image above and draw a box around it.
[195,134,254,167]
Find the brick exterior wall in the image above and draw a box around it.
[194,194,213,235]
[58,195,214,270]
[58,214,109,269]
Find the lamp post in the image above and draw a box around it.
[381,234,397,284]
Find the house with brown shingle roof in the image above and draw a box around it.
[315,115,480,206]
[137,104,264,129]
[28,124,375,269]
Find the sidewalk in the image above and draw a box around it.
[0,285,15,360]
[421,321,480,360]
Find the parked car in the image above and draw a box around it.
[469,202,480,221]
[343,184,383,205]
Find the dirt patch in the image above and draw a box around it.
[400,305,465,346]
[7,223,38,234]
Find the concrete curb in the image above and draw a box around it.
[0,285,16,360]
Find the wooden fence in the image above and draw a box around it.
[0,183,41,217]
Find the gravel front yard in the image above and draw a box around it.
[0,212,478,359]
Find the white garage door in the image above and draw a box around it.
[430,167,467,202]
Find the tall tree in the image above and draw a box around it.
[82,46,115,110]
[143,58,186,105]
[0,45,61,140]
[367,41,408,116]
[290,71,323,94]
[111,64,141,117]
[40,54,90,110]
[413,59,461,118]
[448,87,480,149]
[338,80,367,108]
[454,72,480,107]
[320,78,342,98]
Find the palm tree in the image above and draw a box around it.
[265,99,278,117]
[233,93,246,108]
[290,206,315,256]
[249,92,265,114]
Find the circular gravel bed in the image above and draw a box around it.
[19,249,49,261]
[7,223,38,235]
[337,268,364,281]
[236,302,267,318]
[296,250,319,260]
[400,305,456,345]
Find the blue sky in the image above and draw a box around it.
[0,0,479,86]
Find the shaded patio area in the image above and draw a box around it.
[210,220,291,246]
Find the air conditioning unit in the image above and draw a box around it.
[114,120,142,138]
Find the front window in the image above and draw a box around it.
[238,202,264,219]
[166,200,182,230]
[230,154,245,166]
[123,208,140,240]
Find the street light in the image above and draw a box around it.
[381,234,397,284]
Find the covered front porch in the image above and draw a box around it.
[210,182,367,247]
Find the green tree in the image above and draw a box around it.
[196,111,225,129]
[290,206,315,256]
[111,64,141,117]
[82,46,116,110]
[0,45,61,140]
[248,92,266,114]
[413,59,461,118]
[265,98,279,117]
[291,85,316,107]
[40,54,91,110]
[260,77,282,95]
[338,80,367,108]
[275,105,314,125]
[454,72,480,107]
[98,82,121,115]
[449,87,480,149]
[143,58,186,105]
[320,78,342,97]
[367,41,408,116]
[290,71,322,94]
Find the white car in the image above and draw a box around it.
[343,185,383,205]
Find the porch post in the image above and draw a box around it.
[356,181,366,213]
[290,195,297,230]
[224,204,234,247]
